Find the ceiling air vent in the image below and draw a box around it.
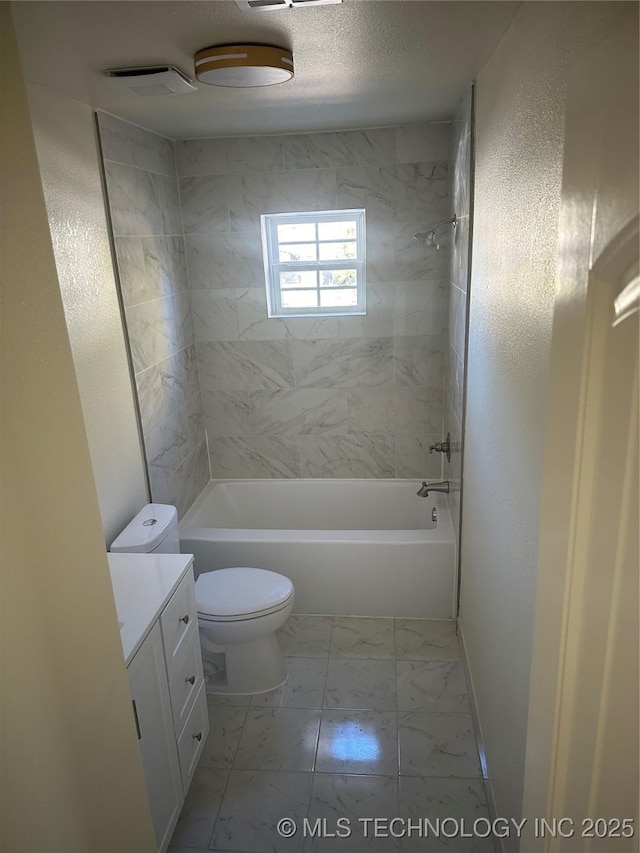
[105,65,197,96]
[235,0,342,10]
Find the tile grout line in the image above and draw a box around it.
[394,618,402,784]
[205,764,233,852]
[224,702,250,771]
[315,615,336,764]
[306,614,332,823]
[204,700,253,850]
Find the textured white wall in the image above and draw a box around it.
[1,6,155,848]
[460,0,632,837]
[26,84,148,545]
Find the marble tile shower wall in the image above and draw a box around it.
[445,90,473,545]
[175,123,452,479]
[97,112,210,515]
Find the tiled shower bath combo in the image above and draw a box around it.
[169,616,492,853]
[97,112,454,504]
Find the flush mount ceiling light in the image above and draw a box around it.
[194,44,294,88]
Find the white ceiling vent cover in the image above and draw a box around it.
[235,0,342,10]
[106,65,196,96]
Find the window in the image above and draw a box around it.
[260,209,366,318]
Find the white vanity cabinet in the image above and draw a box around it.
[127,621,183,852]
[109,554,209,853]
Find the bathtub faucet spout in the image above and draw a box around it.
[417,481,450,497]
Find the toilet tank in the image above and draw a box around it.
[110,503,180,554]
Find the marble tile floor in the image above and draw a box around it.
[169,616,494,853]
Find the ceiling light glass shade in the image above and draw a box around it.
[194,44,294,87]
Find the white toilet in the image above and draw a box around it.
[110,503,294,695]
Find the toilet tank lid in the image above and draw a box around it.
[110,504,178,553]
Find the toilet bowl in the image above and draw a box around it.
[196,567,294,694]
[110,503,295,695]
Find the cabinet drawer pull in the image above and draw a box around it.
[193,732,203,742]
[186,675,196,685]
[132,699,141,741]
[179,614,190,625]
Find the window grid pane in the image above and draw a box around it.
[318,242,357,261]
[279,270,318,289]
[278,243,317,262]
[320,269,357,287]
[263,210,365,318]
[277,222,315,242]
[318,221,357,240]
[320,288,358,307]
[281,289,320,309]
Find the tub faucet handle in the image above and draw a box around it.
[429,432,451,462]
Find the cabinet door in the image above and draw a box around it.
[128,621,183,853]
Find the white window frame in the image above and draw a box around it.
[260,209,366,318]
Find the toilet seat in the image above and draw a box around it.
[195,567,294,623]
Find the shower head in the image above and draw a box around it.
[412,231,434,247]
[412,215,458,250]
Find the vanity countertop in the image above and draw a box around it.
[108,552,194,665]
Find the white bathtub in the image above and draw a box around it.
[180,479,456,618]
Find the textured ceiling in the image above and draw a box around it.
[12,0,519,138]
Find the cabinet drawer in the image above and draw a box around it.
[177,682,209,792]
[168,629,205,737]
[161,569,197,665]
